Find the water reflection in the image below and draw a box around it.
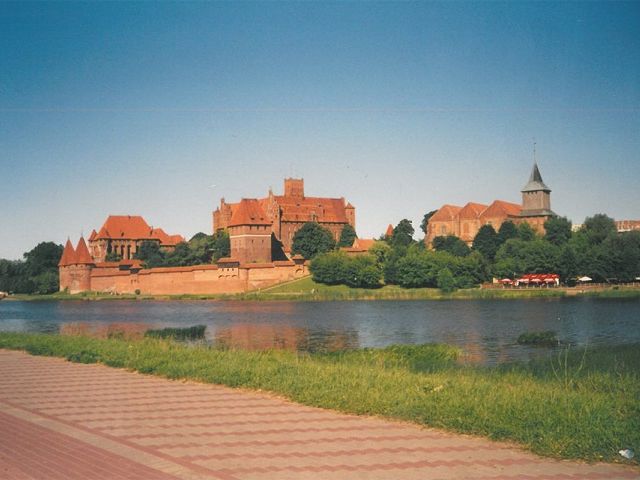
[214,324,359,352]
[1,297,639,365]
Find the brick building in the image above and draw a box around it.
[426,163,555,246]
[213,178,356,254]
[88,215,184,262]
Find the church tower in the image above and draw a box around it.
[519,162,555,232]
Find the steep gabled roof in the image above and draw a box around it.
[88,229,97,241]
[58,239,76,267]
[94,215,183,245]
[229,199,272,227]
[521,163,551,193]
[74,237,94,265]
[275,196,349,223]
[430,205,462,222]
[481,200,522,219]
[458,202,488,220]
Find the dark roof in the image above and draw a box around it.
[521,163,551,193]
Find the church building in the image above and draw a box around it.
[425,163,555,246]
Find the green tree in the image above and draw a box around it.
[292,222,336,259]
[368,241,392,266]
[391,219,415,247]
[310,251,348,285]
[437,267,456,293]
[337,224,357,248]
[497,221,518,245]
[344,255,382,288]
[432,235,471,257]
[134,241,167,268]
[420,210,438,235]
[472,225,499,260]
[517,223,537,241]
[582,214,616,245]
[24,242,63,277]
[544,217,572,246]
[105,252,122,262]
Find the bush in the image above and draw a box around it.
[437,268,456,293]
[310,253,382,288]
[517,331,559,346]
[145,325,207,341]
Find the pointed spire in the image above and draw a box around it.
[74,237,94,264]
[521,162,550,192]
[385,224,394,238]
[58,238,76,267]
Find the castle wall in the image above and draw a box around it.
[229,225,272,263]
[78,261,308,295]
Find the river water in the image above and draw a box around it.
[1,298,639,364]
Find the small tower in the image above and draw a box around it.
[284,178,304,198]
[345,201,356,228]
[228,199,273,264]
[521,162,552,215]
[520,160,555,233]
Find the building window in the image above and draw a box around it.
[440,226,446,235]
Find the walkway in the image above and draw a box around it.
[0,349,636,480]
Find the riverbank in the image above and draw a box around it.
[6,277,640,301]
[0,332,637,465]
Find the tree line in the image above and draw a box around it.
[300,213,640,291]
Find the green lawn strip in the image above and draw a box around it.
[0,332,637,464]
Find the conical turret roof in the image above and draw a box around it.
[58,239,76,267]
[74,237,95,264]
[521,163,551,193]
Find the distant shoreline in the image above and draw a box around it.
[5,281,640,302]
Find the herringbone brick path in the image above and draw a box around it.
[0,349,636,479]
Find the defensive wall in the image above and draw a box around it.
[78,259,307,295]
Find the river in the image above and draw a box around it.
[1,298,639,364]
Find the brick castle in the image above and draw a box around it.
[58,178,354,294]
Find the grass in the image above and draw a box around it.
[250,276,569,300]
[0,331,637,465]
[7,277,640,301]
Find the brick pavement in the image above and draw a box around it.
[0,349,637,480]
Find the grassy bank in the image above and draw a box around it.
[7,277,640,301]
[0,332,637,465]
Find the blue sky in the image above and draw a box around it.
[1,1,639,259]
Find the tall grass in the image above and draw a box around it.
[0,332,637,464]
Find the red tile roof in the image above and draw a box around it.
[229,199,272,227]
[352,238,376,250]
[430,205,462,222]
[74,237,94,265]
[275,196,348,223]
[481,200,522,219]
[58,239,76,267]
[88,229,97,241]
[94,215,184,245]
[458,202,488,220]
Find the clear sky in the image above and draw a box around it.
[1,1,639,260]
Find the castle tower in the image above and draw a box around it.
[519,162,555,232]
[228,199,273,264]
[58,237,95,293]
[345,202,355,228]
[284,178,304,198]
[58,239,76,292]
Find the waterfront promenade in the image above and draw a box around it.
[0,349,636,480]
